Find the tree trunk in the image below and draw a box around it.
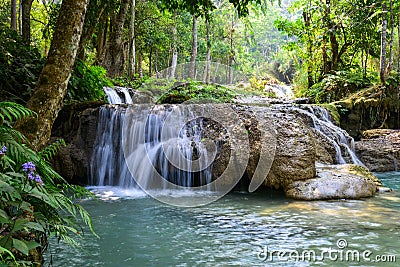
[169,10,178,79]
[321,0,330,75]
[303,10,314,88]
[203,12,211,83]
[387,0,394,73]
[380,4,388,84]
[20,0,89,150]
[228,14,234,83]
[138,52,143,78]
[77,1,108,60]
[189,14,197,79]
[127,0,136,78]
[149,47,152,77]
[21,0,33,46]
[10,0,17,31]
[398,13,400,70]
[96,13,108,64]
[155,49,159,77]
[102,0,130,77]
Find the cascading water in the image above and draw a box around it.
[293,105,364,166]
[90,104,214,189]
[104,86,134,104]
[104,87,122,104]
[265,84,294,99]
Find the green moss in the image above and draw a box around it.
[348,165,382,186]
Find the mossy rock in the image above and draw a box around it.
[348,165,382,187]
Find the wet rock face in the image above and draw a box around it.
[355,129,400,172]
[51,107,100,184]
[333,86,400,139]
[221,106,317,190]
[285,164,378,200]
[264,112,316,189]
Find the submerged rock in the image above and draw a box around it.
[285,164,378,200]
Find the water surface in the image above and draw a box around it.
[48,173,400,266]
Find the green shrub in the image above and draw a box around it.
[0,27,45,103]
[111,76,150,90]
[305,70,374,103]
[67,60,112,102]
[0,102,96,266]
[157,81,237,104]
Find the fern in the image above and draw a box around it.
[39,139,66,161]
[0,102,36,125]
[0,102,96,265]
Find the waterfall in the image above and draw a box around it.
[115,86,133,104]
[104,87,134,104]
[104,87,122,104]
[265,84,294,99]
[90,105,214,189]
[294,105,364,166]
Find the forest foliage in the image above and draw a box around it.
[1,0,399,104]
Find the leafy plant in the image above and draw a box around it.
[0,27,45,103]
[0,102,96,266]
[157,81,237,104]
[304,70,374,103]
[67,60,112,103]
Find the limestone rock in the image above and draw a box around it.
[285,164,379,200]
[355,129,400,172]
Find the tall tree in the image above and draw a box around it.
[189,13,198,78]
[21,0,34,46]
[380,3,388,84]
[20,0,89,150]
[203,10,211,83]
[10,0,17,31]
[387,0,394,73]
[77,0,109,60]
[127,0,136,78]
[102,0,130,77]
[169,10,178,79]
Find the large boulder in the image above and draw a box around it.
[285,164,380,200]
[51,106,100,184]
[222,106,316,189]
[355,129,400,172]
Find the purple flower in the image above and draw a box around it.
[1,146,6,153]
[22,162,36,172]
[35,175,43,185]
[27,172,35,180]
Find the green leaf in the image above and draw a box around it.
[12,238,29,256]
[11,218,29,233]
[0,209,9,220]
[25,240,41,251]
[25,222,45,233]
